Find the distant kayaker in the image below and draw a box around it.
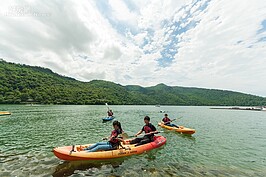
[129,116,157,146]
[162,114,179,128]
[83,120,124,152]
[107,109,113,117]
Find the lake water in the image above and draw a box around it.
[0,105,266,176]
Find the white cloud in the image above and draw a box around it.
[169,0,266,96]
[0,0,266,96]
[108,0,137,26]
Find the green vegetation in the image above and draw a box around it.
[0,59,265,106]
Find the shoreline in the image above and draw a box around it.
[210,107,266,111]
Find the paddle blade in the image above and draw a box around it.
[105,103,110,110]
[121,133,129,139]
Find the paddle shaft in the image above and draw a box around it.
[164,116,183,124]
[105,103,110,110]
[128,131,161,138]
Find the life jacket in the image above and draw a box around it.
[109,129,122,147]
[162,117,171,123]
[142,123,156,141]
[143,123,154,133]
[108,111,113,116]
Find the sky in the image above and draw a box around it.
[0,0,266,97]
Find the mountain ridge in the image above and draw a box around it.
[0,59,265,106]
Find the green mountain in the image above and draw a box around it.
[0,59,265,106]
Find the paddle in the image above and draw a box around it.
[121,132,129,139]
[176,116,183,120]
[127,131,162,138]
[170,116,183,122]
[102,131,162,140]
[105,103,114,118]
[161,116,183,125]
[105,103,110,110]
[160,119,175,125]
[171,118,176,122]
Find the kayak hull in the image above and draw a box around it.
[158,122,196,134]
[102,116,114,121]
[53,136,166,161]
[0,111,11,116]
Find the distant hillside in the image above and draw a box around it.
[0,59,265,106]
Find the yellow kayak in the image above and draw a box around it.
[158,122,195,134]
[0,111,11,116]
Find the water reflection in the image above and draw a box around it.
[159,129,196,138]
[52,158,125,177]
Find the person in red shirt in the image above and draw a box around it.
[107,109,113,117]
[129,116,158,146]
[162,114,179,128]
[84,120,124,152]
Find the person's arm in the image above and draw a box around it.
[108,130,117,141]
[102,134,112,140]
[164,119,171,124]
[162,118,168,124]
[108,132,126,143]
[165,118,173,124]
[108,135,113,141]
[163,121,169,125]
[134,130,143,137]
[116,137,125,144]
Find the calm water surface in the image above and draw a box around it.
[0,105,266,176]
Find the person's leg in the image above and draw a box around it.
[165,123,171,126]
[135,138,151,146]
[129,138,142,144]
[169,123,179,128]
[87,142,112,152]
[174,124,179,128]
[84,142,107,150]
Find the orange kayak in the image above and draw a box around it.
[53,136,166,161]
[158,122,196,134]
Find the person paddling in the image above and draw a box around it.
[129,116,157,146]
[107,109,113,117]
[83,120,124,152]
[162,114,179,128]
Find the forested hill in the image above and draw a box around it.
[0,59,265,106]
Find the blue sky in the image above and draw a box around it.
[0,0,266,96]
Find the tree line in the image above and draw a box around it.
[0,59,265,106]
